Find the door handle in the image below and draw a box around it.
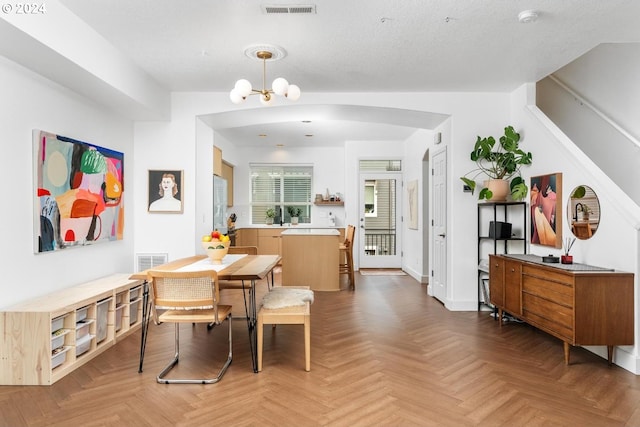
[438,233,446,237]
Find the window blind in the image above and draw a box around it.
[250,164,313,224]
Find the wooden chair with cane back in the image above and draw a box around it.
[147,269,232,384]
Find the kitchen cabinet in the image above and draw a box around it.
[238,227,344,262]
[236,228,258,247]
[489,254,634,365]
[281,229,340,291]
[222,161,233,206]
[258,228,283,256]
[213,146,222,176]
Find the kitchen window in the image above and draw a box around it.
[250,164,313,224]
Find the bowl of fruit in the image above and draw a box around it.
[201,230,231,263]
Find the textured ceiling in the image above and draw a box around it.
[54,0,640,146]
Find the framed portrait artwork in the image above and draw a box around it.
[148,170,183,213]
[530,172,562,248]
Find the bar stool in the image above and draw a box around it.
[339,225,356,290]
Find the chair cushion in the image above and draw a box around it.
[261,288,314,309]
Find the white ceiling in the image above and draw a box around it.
[52,1,640,146]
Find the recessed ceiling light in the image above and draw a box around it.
[518,10,538,23]
[259,134,267,137]
[276,144,284,147]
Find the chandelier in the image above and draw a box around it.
[229,46,301,106]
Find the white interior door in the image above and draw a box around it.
[358,173,402,269]
[431,149,447,302]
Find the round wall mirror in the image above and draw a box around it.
[567,185,600,239]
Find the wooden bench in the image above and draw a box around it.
[257,287,312,372]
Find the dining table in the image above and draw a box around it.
[130,253,281,373]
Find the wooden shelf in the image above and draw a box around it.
[0,274,144,385]
[314,201,344,206]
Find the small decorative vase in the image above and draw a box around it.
[561,255,573,264]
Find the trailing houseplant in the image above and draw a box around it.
[460,125,532,201]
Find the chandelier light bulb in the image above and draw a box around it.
[272,77,289,96]
[234,79,253,97]
[229,89,245,104]
[286,84,301,101]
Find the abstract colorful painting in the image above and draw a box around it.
[34,130,124,253]
[530,172,562,248]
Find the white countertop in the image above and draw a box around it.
[281,228,340,236]
[236,224,342,229]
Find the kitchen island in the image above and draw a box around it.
[281,228,340,291]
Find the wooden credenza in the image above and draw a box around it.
[489,254,634,365]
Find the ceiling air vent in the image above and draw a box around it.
[262,4,316,14]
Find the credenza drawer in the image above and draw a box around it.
[523,293,573,330]
[522,276,573,308]
[525,310,573,343]
[522,265,573,285]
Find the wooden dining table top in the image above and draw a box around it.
[129,254,281,282]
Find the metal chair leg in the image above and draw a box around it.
[157,316,233,384]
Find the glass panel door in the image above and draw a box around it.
[358,173,402,268]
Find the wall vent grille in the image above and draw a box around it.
[136,253,168,272]
[263,4,316,14]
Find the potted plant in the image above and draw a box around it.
[287,206,302,225]
[460,125,532,201]
[576,203,592,221]
[265,208,275,225]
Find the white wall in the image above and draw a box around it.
[403,129,434,282]
[553,43,640,141]
[0,56,134,308]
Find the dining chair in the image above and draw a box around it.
[147,269,232,384]
[339,225,356,290]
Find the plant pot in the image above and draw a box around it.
[484,179,510,202]
[266,217,274,225]
[291,217,299,225]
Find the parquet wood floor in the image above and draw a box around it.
[1,271,640,426]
